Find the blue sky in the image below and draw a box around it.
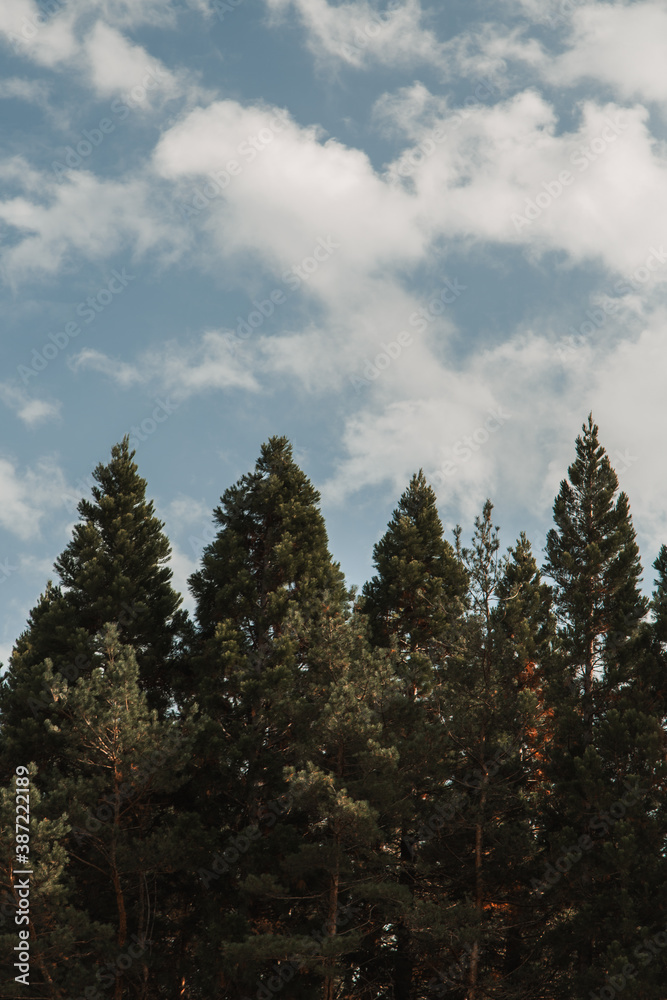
[2,0,667,665]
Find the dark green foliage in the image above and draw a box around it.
[1,421,666,999]
[361,469,468,657]
[538,414,666,999]
[0,437,187,782]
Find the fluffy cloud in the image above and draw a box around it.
[380,89,667,278]
[152,90,667,380]
[322,301,667,579]
[0,76,49,102]
[547,2,667,105]
[82,21,181,102]
[0,382,61,425]
[0,455,67,540]
[0,0,191,104]
[0,168,179,281]
[264,0,443,69]
[70,333,260,397]
[68,349,144,387]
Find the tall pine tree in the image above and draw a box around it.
[359,471,468,999]
[0,435,187,780]
[183,436,360,997]
[538,414,665,998]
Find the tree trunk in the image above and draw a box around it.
[468,763,488,1000]
[323,743,344,1000]
[112,763,128,1000]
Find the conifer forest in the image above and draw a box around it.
[1,413,666,1000]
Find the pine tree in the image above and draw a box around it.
[0,769,112,999]
[0,626,196,999]
[183,436,357,996]
[359,471,468,999]
[422,505,553,1000]
[43,625,196,999]
[538,414,665,998]
[361,470,468,658]
[0,439,191,998]
[0,436,187,781]
[224,603,399,1000]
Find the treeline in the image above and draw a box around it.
[1,414,666,1000]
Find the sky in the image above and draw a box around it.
[1,0,667,667]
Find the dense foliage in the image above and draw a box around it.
[1,418,665,999]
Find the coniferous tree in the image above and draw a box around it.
[359,471,469,999]
[184,436,359,997]
[3,419,667,998]
[0,440,190,998]
[538,414,665,998]
[0,436,187,782]
[47,625,196,999]
[425,505,553,1000]
[1,626,195,999]
[0,770,112,1000]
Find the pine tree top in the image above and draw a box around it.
[544,413,647,674]
[361,469,468,651]
[189,436,347,637]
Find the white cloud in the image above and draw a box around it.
[547,2,667,106]
[167,541,198,610]
[141,331,262,396]
[161,494,210,527]
[159,493,213,608]
[0,0,197,106]
[380,89,667,278]
[320,299,667,583]
[68,349,144,387]
[0,643,13,671]
[81,21,180,103]
[264,0,443,70]
[70,333,260,398]
[0,382,62,426]
[0,455,67,540]
[0,0,79,68]
[0,168,180,282]
[153,97,425,307]
[152,91,667,389]
[0,76,49,102]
